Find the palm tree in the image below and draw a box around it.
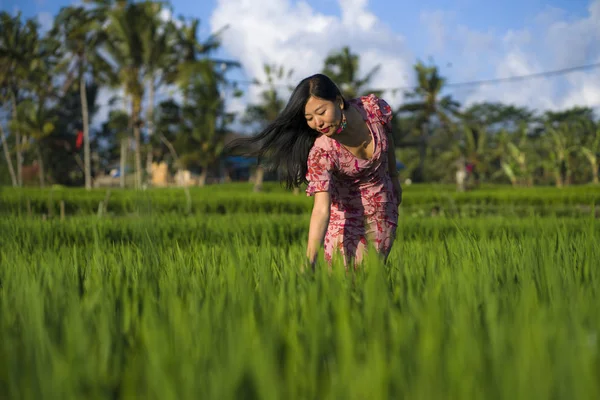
[172,17,239,104]
[323,46,381,98]
[165,15,239,187]
[106,110,131,188]
[542,123,580,187]
[0,13,17,186]
[493,126,534,187]
[0,11,42,186]
[176,67,230,186]
[140,4,180,180]
[439,123,490,187]
[46,81,100,186]
[398,60,461,182]
[6,25,61,187]
[581,127,600,185]
[102,2,152,189]
[0,123,17,186]
[9,100,56,187]
[241,63,294,192]
[461,102,536,134]
[52,6,113,190]
[152,98,180,165]
[321,46,381,99]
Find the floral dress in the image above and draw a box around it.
[305,94,400,266]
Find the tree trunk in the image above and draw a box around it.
[198,168,208,187]
[565,158,572,186]
[253,165,264,192]
[0,124,18,187]
[554,168,563,188]
[221,159,231,183]
[146,76,155,184]
[10,90,22,187]
[557,157,566,187]
[146,149,153,181]
[36,146,45,188]
[132,98,143,190]
[120,137,128,188]
[159,133,191,210]
[81,71,92,190]
[517,160,529,187]
[412,123,428,183]
[581,149,599,185]
[134,127,142,189]
[455,158,466,192]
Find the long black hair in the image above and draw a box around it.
[225,73,349,189]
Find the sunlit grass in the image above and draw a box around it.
[0,211,598,399]
[1,184,598,217]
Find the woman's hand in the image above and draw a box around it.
[306,191,331,267]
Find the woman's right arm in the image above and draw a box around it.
[306,191,331,268]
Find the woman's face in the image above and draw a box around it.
[304,95,343,136]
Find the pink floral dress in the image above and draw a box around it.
[305,94,400,267]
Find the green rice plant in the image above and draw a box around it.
[0,213,598,399]
[1,184,598,217]
[1,214,598,250]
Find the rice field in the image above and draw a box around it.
[0,184,599,399]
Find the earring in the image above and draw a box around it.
[334,110,347,135]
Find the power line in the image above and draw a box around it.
[443,62,600,89]
[228,61,600,93]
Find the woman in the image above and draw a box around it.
[227,73,402,268]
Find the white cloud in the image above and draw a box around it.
[92,87,125,129]
[339,0,377,31]
[159,7,172,22]
[420,10,451,53]
[37,12,53,33]
[209,0,414,115]
[158,7,184,29]
[86,0,600,130]
[421,10,499,80]
[423,0,600,112]
[561,72,600,108]
[541,1,600,69]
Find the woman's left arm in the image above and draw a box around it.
[386,127,403,206]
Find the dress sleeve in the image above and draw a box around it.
[376,96,393,133]
[305,145,335,196]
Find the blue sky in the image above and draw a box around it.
[7,0,587,35]
[4,0,600,126]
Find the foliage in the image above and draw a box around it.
[0,3,599,189]
[321,46,382,99]
[1,198,599,398]
[1,184,598,217]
